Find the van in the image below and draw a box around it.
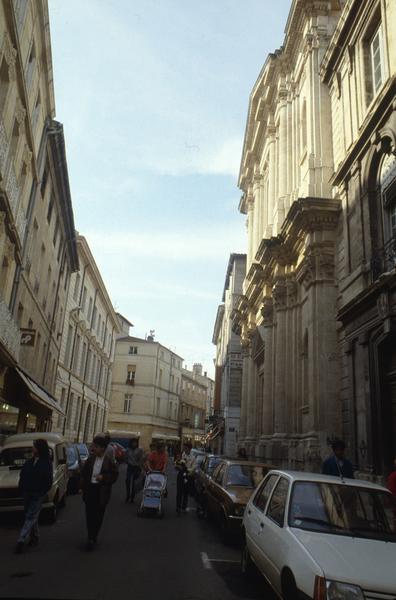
[0,432,68,523]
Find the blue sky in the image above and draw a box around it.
[48,0,291,377]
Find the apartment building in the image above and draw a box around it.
[108,326,183,451]
[212,254,246,456]
[180,366,207,446]
[53,235,119,442]
[0,1,78,439]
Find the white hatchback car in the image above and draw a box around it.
[242,470,396,600]
[0,432,68,523]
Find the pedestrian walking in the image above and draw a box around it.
[125,438,144,503]
[15,439,53,554]
[387,457,396,497]
[80,435,118,551]
[145,442,168,473]
[175,442,196,514]
[322,440,354,479]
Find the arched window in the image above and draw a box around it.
[370,145,396,280]
[380,152,396,243]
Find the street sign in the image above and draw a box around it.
[20,328,36,347]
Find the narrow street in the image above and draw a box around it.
[0,466,276,600]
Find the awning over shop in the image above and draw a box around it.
[152,432,180,441]
[14,367,64,415]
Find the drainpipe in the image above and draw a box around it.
[62,262,88,437]
[42,243,66,389]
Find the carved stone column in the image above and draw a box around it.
[239,344,250,441]
[246,192,254,269]
[275,88,288,230]
[267,124,276,237]
[272,278,287,434]
[261,298,274,435]
[252,168,261,260]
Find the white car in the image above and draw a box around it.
[242,470,396,599]
[0,432,68,523]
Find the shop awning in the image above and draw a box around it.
[152,432,180,441]
[14,367,64,415]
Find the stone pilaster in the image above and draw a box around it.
[272,278,287,434]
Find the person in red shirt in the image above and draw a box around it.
[388,457,396,497]
[146,442,168,473]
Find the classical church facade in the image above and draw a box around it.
[233,0,396,480]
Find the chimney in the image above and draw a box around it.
[193,363,203,376]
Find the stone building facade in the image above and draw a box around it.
[212,254,246,456]
[0,1,78,439]
[108,327,183,451]
[233,0,344,470]
[233,0,396,479]
[321,0,396,478]
[180,366,207,446]
[53,235,119,442]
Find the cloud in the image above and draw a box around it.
[84,226,246,262]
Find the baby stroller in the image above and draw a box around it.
[137,471,167,518]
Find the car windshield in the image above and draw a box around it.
[289,481,396,541]
[226,464,266,488]
[208,457,221,475]
[0,446,53,467]
[66,447,78,466]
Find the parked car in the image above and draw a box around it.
[242,470,396,600]
[75,443,89,462]
[195,454,223,517]
[0,432,68,523]
[206,459,272,539]
[191,448,207,473]
[66,444,81,494]
[110,442,126,463]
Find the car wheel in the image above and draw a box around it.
[241,539,254,577]
[281,569,298,600]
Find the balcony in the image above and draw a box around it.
[371,238,396,281]
[0,299,20,362]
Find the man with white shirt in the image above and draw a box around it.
[80,436,118,551]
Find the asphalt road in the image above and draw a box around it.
[0,464,276,600]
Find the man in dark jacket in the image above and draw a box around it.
[322,440,354,479]
[80,435,118,550]
[15,439,53,553]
